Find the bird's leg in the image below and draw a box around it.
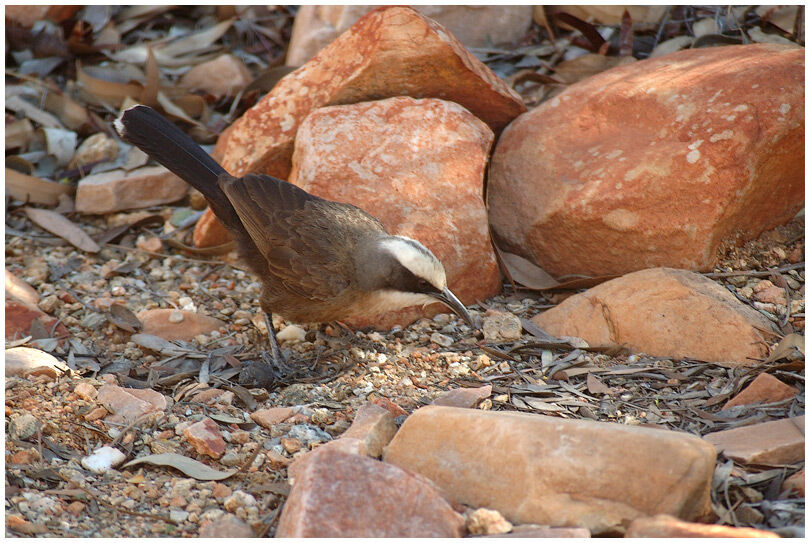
[264,313,284,365]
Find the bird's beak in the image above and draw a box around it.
[433,287,474,327]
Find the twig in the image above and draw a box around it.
[703,263,804,279]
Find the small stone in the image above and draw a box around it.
[199,513,255,538]
[281,437,304,454]
[466,508,513,536]
[703,415,804,465]
[223,490,257,513]
[483,310,522,342]
[213,483,232,499]
[81,312,108,330]
[97,385,167,424]
[84,406,108,421]
[433,385,492,409]
[170,510,189,523]
[9,448,41,464]
[69,132,118,170]
[430,332,454,347]
[625,514,779,538]
[277,324,306,344]
[251,406,294,428]
[136,235,163,253]
[37,294,59,313]
[74,381,98,401]
[81,446,127,474]
[76,166,189,214]
[338,402,398,458]
[191,388,232,405]
[8,414,40,440]
[67,501,86,516]
[137,309,226,342]
[219,451,241,467]
[754,285,788,306]
[722,373,798,410]
[183,417,227,459]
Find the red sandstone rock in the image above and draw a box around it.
[76,166,189,214]
[433,385,492,408]
[137,309,226,342]
[199,514,254,537]
[781,469,804,497]
[198,5,525,246]
[532,268,778,367]
[287,97,499,327]
[5,5,80,27]
[383,406,716,534]
[250,407,294,428]
[489,44,804,277]
[625,514,779,538]
[340,403,398,457]
[5,300,69,341]
[703,415,804,465]
[722,373,798,410]
[286,5,533,66]
[277,448,465,537]
[97,385,167,424]
[5,347,68,378]
[5,270,40,308]
[183,417,226,459]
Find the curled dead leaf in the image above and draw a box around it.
[23,207,100,252]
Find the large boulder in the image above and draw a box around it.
[488,43,804,277]
[383,406,716,535]
[288,97,500,327]
[198,5,525,247]
[286,5,533,66]
[532,268,779,367]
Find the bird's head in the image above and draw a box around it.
[356,236,474,326]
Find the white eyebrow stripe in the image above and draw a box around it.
[378,236,447,290]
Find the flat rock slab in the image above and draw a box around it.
[532,267,778,367]
[96,385,168,424]
[76,166,188,214]
[5,300,69,342]
[722,373,798,410]
[489,43,804,276]
[433,385,492,408]
[5,347,69,378]
[277,448,464,537]
[383,405,716,534]
[625,514,779,538]
[289,96,500,327]
[703,415,804,465]
[137,309,226,342]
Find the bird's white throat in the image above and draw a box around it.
[361,290,438,316]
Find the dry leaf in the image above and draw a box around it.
[77,62,144,108]
[23,207,100,252]
[764,333,805,363]
[5,169,74,205]
[43,92,107,134]
[6,118,35,149]
[123,453,237,481]
[500,251,559,289]
[586,372,616,395]
[41,127,77,166]
[5,95,64,128]
[107,304,143,333]
[131,333,187,356]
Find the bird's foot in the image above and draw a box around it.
[238,349,295,389]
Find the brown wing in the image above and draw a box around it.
[219,173,387,301]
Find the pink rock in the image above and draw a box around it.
[250,407,294,428]
[198,514,254,537]
[137,309,226,342]
[489,44,804,277]
[5,300,69,341]
[289,97,500,327]
[433,385,492,408]
[383,406,716,534]
[722,373,798,410]
[5,270,40,308]
[286,5,533,65]
[483,524,591,538]
[5,347,68,378]
[75,166,189,214]
[340,403,398,457]
[532,268,778,367]
[781,469,804,497]
[73,382,98,401]
[96,385,167,424]
[703,415,804,465]
[180,54,252,98]
[277,448,465,537]
[625,514,779,538]
[183,417,227,459]
[198,5,524,247]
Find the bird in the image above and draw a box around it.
[115,105,474,385]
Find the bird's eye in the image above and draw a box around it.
[418,279,429,289]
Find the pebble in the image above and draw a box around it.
[223,490,257,513]
[81,446,126,474]
[8,413,41,440]
[277,324,306,343]
[288,424,332,446]
[170,510,189,523]
[466,507,514,535]
[430,332,454,347]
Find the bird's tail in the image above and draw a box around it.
[114,105,242,232]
